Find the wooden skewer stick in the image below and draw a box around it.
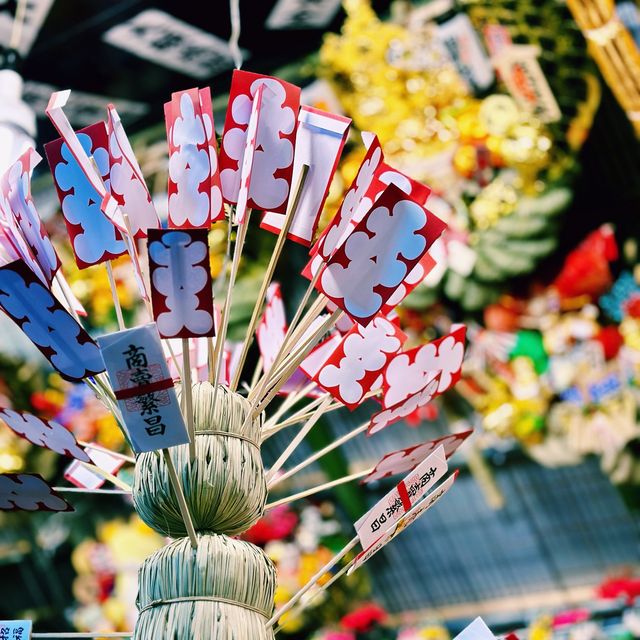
[263,397,348,441]
[230,164,310,392]
[105,261,125,331]
[212,210,252,392]
[273,562,352,635]
[265,468,371,510]
[265,536,359,628]
[265,395,333,483]
[248,294,327,404]
[163,449,198,549]
[268,421,369,489]
[249,355,263,391]
[78,441,135,464]
[263,382,322,430]
[80,461,131,492]
[181,337,196,461]
[54,487,131,495]
[283,267,323,353]
[253,309,342,417]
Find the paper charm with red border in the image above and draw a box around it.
[0,260,105,381]
[354,443,448,550]
[382,325,467,409]
[147,228,215,339]
[315,183,447,326]
[361,430,473,484]
[347,471,457,575]
[107,103,160,238]
[304,313,407,409]
[165,88,213,229]
[368,373,442,436]
[219,70,301,214]
[44,120,127,269]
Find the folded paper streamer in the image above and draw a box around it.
[362,430,473,484]
[0,473,74,512]
[220,70,301,214]
[368,373,442,435]
[354,443,448,550]
[64,446,126,490]
[45,120,127,269]
[348,471,457,574]
[148,229,215,339]
[107,103,160,237]
[0,148,61,285]
[0,620,31,639]
[261,106,351,245]
[165,87,223,228]
[316,183,447,325]
[0,260,105,381]
[303,313,407,409]
[98,323,190,453]
[0,408,90,462]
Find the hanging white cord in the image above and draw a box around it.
[228,0,243,70]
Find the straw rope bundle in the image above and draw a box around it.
[134,534,276,640]
[133,383,267,537]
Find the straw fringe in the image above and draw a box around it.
[134,534,276,640]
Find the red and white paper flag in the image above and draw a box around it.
[348,471,457,575]
[165,88,213,229]
[0,408,90,462]
[261,106,350,245]
[107,104,160,238]
[64,446,126,490]
[0,473,74,512]
[198,87,225,222]
[234,83,266,224]
[368,373,441,436]
[0,260,106,382]
[316,183,447,326]
[379,252,437,316]
[303,314,407,409]
[382,325,466,409]
[219,70,301,214]
[355,444,448,550]
[311,132,383,265]
[0,148,61,285]
[256,282,287,374]
[44,120,127,269]
[148,228,215,339]
[362,430,472,484]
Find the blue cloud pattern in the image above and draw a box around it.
[54,133,125,265]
